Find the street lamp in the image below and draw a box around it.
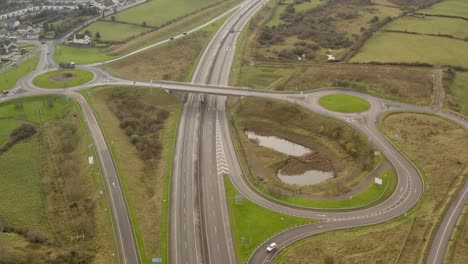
[281,217,286,229]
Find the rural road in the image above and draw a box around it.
[2,0,468,263]
[426,180,468,264]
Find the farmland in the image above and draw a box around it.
[384,16,468,39]
[351,32,468,68]
[446,71,468,115]
[80,21,150,42]
[0,95,115,263]
[55,0,241,63]
[421,0,468,18]
[102,0,219,27]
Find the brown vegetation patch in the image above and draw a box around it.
[281,152,334,176]
[231,97,375,197]
[105,31,209,82]
[48,73,76,82]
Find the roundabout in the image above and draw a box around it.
[319,94,371,113]
[32,69,95,89]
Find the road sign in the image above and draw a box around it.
[88,156,94,165]
[374,177,383,185]
[152,258,162,263]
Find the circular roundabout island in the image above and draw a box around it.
[319,94,371,113]
[33,69,94,89]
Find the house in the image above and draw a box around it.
[26,32,39,39]
[0,29,8,39]
[1,40,18,55]
[68,34,91,45]
[17,24,34,35]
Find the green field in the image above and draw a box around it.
[449,71,468,115]
[54,45,115,64]
[265,170,397,209]
[32,69,94,88]
[226,176,312,263]
[319,94,371,113]
[422,0,468,18]
[384,16,468,39]
[0,95,115,262]
[104,0,218,27]
[80,21,150,42]
[351,32,468,67]
[0,56,38,92]
[0,138,46,232]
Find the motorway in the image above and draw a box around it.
[2,0,468,263]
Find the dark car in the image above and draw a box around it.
[169,37,175,40]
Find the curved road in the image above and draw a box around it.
[2,1,468,263]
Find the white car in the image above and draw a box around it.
[267,242,277,252]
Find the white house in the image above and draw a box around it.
[17,25,34,35]
[68,34,91,45]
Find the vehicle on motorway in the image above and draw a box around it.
[2,90,10,95]
[41,41,46,44]
[267,242,277,253]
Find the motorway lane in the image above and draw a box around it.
[170,1,266,263]
[426,181,468,264]
[171,94,204,264]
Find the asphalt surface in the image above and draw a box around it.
[426,180,468,264]
[2,1,468,263]
[170,1,267,263]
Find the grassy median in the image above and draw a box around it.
[32,69,94,89]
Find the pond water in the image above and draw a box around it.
[246,131,334,186]
[245,131,312,157]
[278,170,334,186]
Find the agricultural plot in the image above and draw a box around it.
[384,16,468,39]
[351,32,468,68]
[80,21,150,42]
[421,0,468,18]
[447,71,468,115]
[103,0,218,27]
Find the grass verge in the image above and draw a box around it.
[32,69,94,89]
[0,56,39,92]
[225,176,312,264]
[319,94,371,113]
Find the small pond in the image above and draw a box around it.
[246,131,334,186]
